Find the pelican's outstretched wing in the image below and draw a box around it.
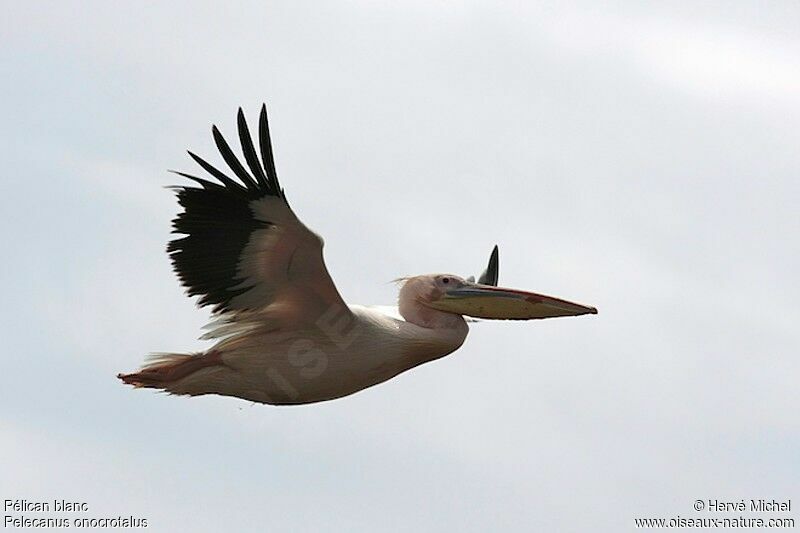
[168,105,346,317]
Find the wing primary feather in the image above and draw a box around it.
[187,150,246,192]
[212,125,259,191]
[236,108,270,191]
[259,103,281,194]
[168,170,223,190]
[477,245,500,286]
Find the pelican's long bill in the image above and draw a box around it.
[427,283,598,320]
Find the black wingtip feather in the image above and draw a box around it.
[478,245,500,286]
[259,104,281,196]
[187,150,245,192]
[236,108,270,191]
[211,125,259,191]
[168,170,223,190]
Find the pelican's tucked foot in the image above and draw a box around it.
[117,351,226,389]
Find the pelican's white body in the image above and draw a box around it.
[169,305,468,405]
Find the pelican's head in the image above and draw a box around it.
[397,246,597,327]
[397,274,471,329]
[398,272,596,327]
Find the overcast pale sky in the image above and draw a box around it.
[2,2,798,531]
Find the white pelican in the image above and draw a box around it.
[118,105,597,405]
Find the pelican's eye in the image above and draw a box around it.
[442,277,450,284]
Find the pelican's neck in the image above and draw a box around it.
[399,302,467,330]
[350,304,469,384]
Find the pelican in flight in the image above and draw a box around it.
[118,105,597,405]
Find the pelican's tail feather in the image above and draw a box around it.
[117,351,224,391]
